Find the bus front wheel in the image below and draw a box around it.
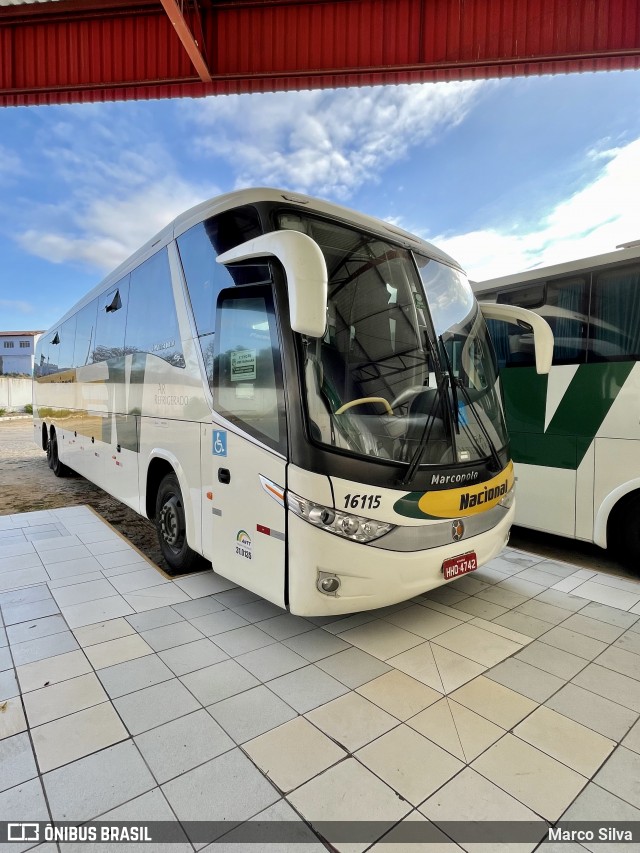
[155,473,201,575]
[609,493,640,577]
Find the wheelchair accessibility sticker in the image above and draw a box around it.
[212,430,227,457]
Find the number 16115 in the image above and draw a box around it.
[344,494,381,510]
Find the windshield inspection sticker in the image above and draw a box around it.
[231,350,256,382]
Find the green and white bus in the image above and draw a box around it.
[34,188,552,615]
[474,242,640,573]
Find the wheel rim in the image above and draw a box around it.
[159,494,184,551]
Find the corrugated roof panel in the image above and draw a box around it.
[0,1,61,6]
[0,0,638,107]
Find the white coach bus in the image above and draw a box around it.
[34,188,552,615]
[474,242,640,573]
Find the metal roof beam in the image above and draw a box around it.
[160,0,212,83]
[0,0,639,107]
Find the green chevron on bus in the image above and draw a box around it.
[474,241,640,574]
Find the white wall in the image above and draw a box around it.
[0,377,33,410]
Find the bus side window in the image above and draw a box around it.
[93,277,129,363]
[497,277,588,366]
[35,332,52,377]
[57,316,77,373]
[589,264,640,362]
[212,287,286,453]
[494,285,543,369]
[177,206,270,386]
[73,299,99,368]
[485,318,532,370]
[126,249,185,368]
[177,206,268,338]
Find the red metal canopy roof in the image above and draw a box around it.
[1,0,638,107]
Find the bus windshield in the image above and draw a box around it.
[416,255,508,467]
[278,213,508,467]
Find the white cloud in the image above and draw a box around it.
[13,84,485,272]
[14,111,217,272]
[429,135,640,281]
[186,82,487,199]
[18,176,211,272]
[11,84,638,290]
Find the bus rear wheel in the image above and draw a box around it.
[155,473,201,575]
[49,430,70,478]
[609,493,640,577]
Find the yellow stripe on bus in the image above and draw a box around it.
[418,461,514,519]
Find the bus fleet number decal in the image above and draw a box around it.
[344,494,381,511]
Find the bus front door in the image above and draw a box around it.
[209,285,288,609]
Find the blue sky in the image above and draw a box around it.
[0,68,639,332]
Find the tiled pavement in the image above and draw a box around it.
[1,506,640,852]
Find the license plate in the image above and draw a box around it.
[442,551,478,581]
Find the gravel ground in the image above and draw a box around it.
[0,418,169,571]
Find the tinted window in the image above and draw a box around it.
[57,316,77,372]
[485,317,527,370]
[93,277,129,363]
[499,284,545,310]
[494,277,588,367]
[589,265,640,361]
[177,206,268,337]
[36,332,53,377]
[126,249,184,368]
[73,299,98,368]
[213,287,285,450]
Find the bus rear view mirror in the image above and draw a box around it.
[479,302,554,374]
[217,231,328,338]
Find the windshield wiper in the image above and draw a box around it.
[438,334,502,473]
[400,329,463,488]
[400,374,446,487]
[439,337,460,433]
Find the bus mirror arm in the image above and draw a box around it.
[217,231,328,338]
[478,302,554,374]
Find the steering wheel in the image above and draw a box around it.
[389,386,426,410]
[335,397,394,417]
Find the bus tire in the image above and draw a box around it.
[46,432,54,468]
[155,473,201,575]
[608,493,640,577]
[50,431,70,478]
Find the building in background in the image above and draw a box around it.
[0,330,44,375]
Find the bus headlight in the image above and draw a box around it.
[287,492,394,543]
[499,482,515,510]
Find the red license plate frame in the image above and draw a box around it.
[442,551,478,581]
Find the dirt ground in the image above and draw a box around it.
[0,418,169,571]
